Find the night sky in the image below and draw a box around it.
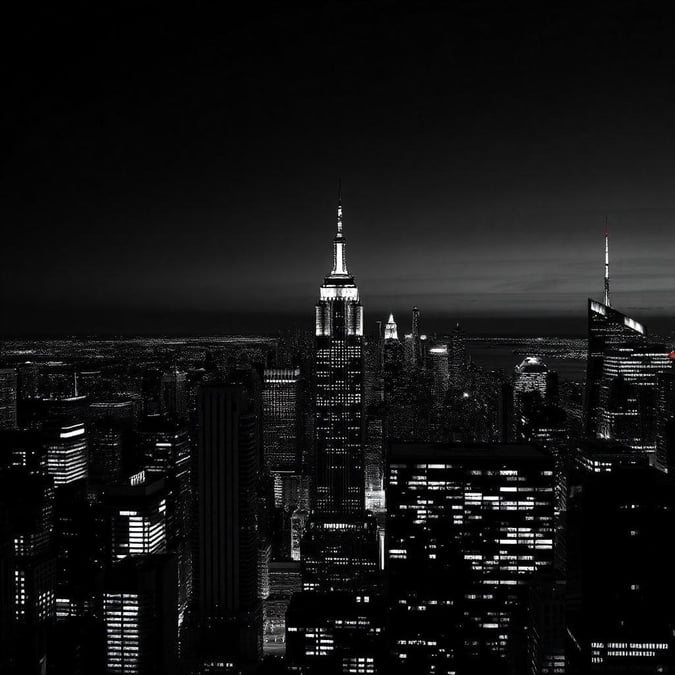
[3,2,675,335]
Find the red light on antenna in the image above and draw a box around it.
[669,351,675,360]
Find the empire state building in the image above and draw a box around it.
[314,197,365,515]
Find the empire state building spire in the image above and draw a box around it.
[331,186,348,277]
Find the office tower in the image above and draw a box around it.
[103,554,178,675]
[104,472,167,560]
[301,513,379,592]
[138,416,192,626]
[189,384,261,669]
[584,231,647,437]
[0,368,18,430]
[449,322,468,388]
[44,421,88,487]
[17,361,40,400]
[526,576,566,675]
[364,417,385,513]
[411,306,421,366]
[567,467,675,672]
[0,468,56,673]
[382,315,404,394]
[314,196,365,516]
[263,367,301,481]
[513,357,557,438]
[310,196,380,595]
[160,367,188,419]
[263,561,301,655]
[514,357,555,407]
[598,344,671,461]
[428,345,449,399]
[286,592,386,674]
[656,369,675,472]
[89,421,125,489]
[141,369,162,417]
[386,442,555,672]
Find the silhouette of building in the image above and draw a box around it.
[0,468,56,673]
[567,467,675,672]
[188,383,262,670]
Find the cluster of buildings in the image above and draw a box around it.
[0,208,674,675]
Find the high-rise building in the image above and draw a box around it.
[449,323,468,389]
[104,472,168,561]
[138,416,192,626]
[44,421,88,487]
[309,195,380,595]
[584,230,648,437]
[0,368,18,430]
[160,367,188,419]
[656,368,675,472]
[286,591,385,674]
[189,383,262,669]
[103,554,178,675]
[263,368,301,482]
[411,306,421,366]
[598,344,671,461]
[0,468,56,673]
[513,357,558,438]
[314,196,365,516]
[428,345,449,399]
[386,442,555,672]
[263,561,301,656]
[567,467,675,672]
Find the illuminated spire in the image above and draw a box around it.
[331,180,348,276]
[385,313,398,340]
[604,217,610,307]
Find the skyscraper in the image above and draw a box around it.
[262,367,301,481]
[189,383,262,669]
[304,194,382,597]
[598,344,671,460]
[103,554,178,675]
[449,323,468,389]
[0,369,18,430]
[584,229,647,437]
[160,367,188,419]
[44,421,88,487]
[386,442,555,672]
[314,196,365,516]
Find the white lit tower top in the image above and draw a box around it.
[384,313,398,341]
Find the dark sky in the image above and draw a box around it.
[3,2,675,335]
